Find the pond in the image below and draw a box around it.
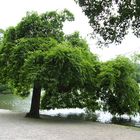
[0,94,140,127]
[0,94,31,112]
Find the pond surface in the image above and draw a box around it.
[0,94,31,112]
[0,94,140,127]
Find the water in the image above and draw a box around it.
[41,109,140,127]
[0,94,140,127]
[0,94,31,112]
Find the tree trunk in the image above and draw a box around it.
[26,81,41,118]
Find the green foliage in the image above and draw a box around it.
[98,56,140,116]
[75,0,140,45]
[3,9,74,43]
[0,10,100,112]
[39,44,100,111]
[1,9,139,117]
[65,32,89,50]
[133,63,140,83]
[131,53,140,83]
[0,37,57,97]
[0,9,74,97]
[3,27,15,44]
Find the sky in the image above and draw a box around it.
[0,0,140,61]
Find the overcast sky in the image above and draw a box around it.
[0,0,140,61]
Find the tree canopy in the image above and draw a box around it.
[0,10,100,118]
[3,9,74,44]
[98,56,140,115]
[75,0,140,45]
[0,8,139,119]
[40,43,99,111]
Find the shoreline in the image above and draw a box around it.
[0,109,140,140]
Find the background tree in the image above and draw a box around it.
[98,56,140,116]
[75,0,140,45]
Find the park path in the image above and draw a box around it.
[0,109,140,140]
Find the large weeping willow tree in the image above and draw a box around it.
[75,0,140,45]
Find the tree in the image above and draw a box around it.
[75,0,140,45]
[0,10,75,118]
[0,10,99,118]
[98,56,140,116]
